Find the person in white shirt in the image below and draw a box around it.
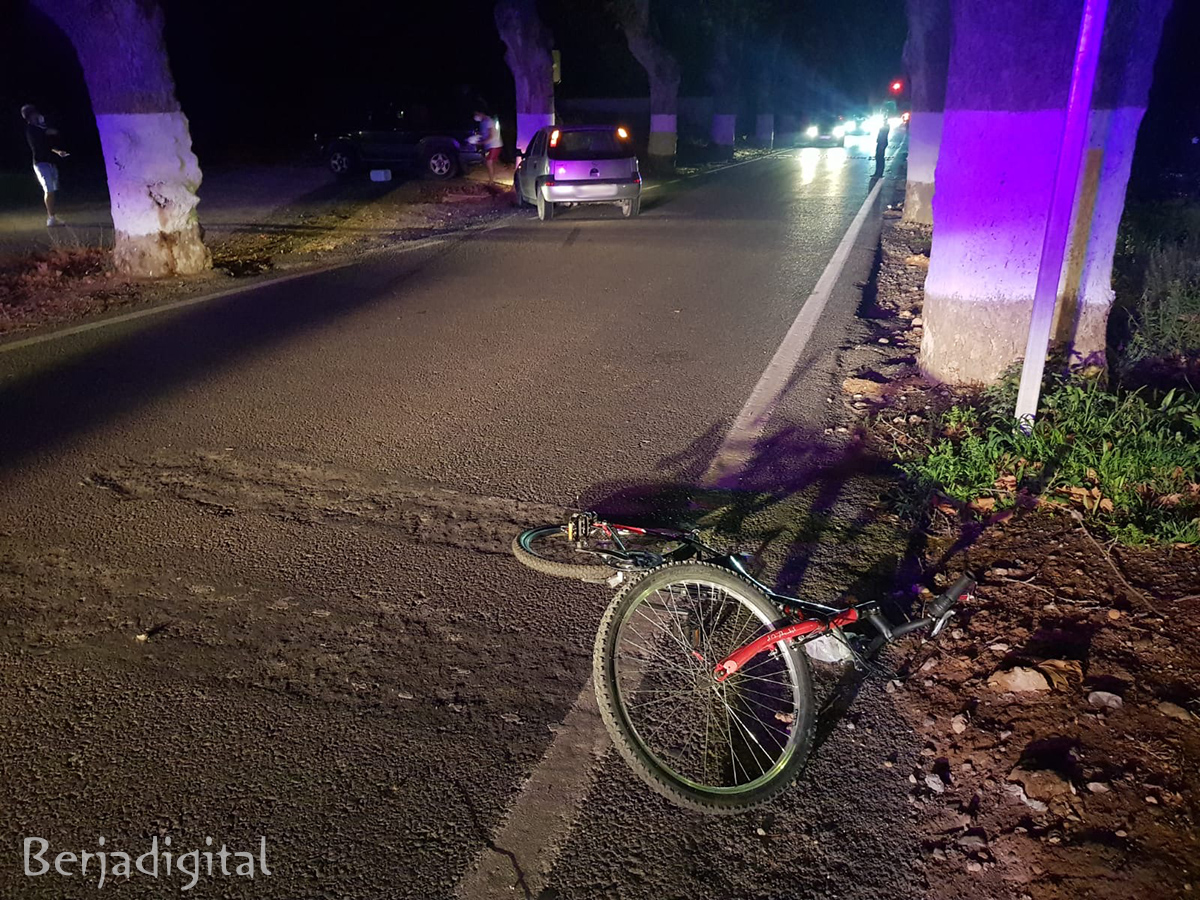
[473,109,502,184]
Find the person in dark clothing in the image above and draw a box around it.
[21,104,69,226]
[873,120,891,179]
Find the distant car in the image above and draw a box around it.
[797,116,846,148]
[514,125,642,221]
[842,110,878,138]
[315,100,484,179]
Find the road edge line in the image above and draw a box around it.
[702,176,885,486]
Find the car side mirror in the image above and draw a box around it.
[514,149,524,158]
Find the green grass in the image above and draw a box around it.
[1121,237,1200,370]
[898,374,1200,546]
[1114,200,1200,374]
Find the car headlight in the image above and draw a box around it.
[805,125,819,138]
[833,125,846,138]
[865,116,884,133]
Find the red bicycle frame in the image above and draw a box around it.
[713,608,860,682]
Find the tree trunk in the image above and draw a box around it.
[617,0,681,173]
[494,0,555,156]
[902,0,950,226]
[752,29,782,149]
[32,0,209,278]
[920,0,1172,384]
[708,25,740,160]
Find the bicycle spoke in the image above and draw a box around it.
[608,570,808,796]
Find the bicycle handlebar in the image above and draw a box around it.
[929,574,975,618]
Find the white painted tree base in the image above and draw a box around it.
[922,107,1144,381]
[96,111,209,276]
[903,111,942,226]
[648,117,677,169]
[710,113,736,149]
[755,113,774,148]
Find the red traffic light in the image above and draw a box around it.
[890,80,903,93]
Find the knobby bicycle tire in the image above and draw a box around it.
[512,526,619,583]
[593,561,817,814]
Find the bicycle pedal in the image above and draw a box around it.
[606,571,625,589]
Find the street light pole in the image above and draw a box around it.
[1013,0,1109,431]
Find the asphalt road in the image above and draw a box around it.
[0,138,932,899]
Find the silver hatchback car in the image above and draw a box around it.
[514,125,642,221]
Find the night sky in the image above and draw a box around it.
[0,0,1195,192]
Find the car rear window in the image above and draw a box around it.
[549,130,633,160]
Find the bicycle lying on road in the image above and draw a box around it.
[513,512,974,813]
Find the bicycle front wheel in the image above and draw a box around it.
[594,562,816,813]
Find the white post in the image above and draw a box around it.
[1013,0,1108,429]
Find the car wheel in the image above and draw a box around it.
[514,178,529,208]
[620,197,640,218]
[327,146,357,177]
[536,186,555,221]
[425,148,457,179]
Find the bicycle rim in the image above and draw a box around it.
[518,525,688,573]
[598,564,813,811]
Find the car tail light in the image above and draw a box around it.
[549,129,560,148]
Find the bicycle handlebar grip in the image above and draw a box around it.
[929,574,975,618]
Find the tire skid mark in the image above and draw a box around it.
[84,450,568,557]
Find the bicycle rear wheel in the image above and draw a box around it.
[513,523,693,583]
[594,562,816,813]
[513,526,617,583]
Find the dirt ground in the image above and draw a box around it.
[856,214,1200,900]
[0,169,515,338]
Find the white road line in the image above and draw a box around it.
[0,238,445,355]
[701,177,884,487]
[456,168,884,900]
[456,678,609,899]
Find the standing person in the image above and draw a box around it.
[473,108,502,184]
[21,104,70,226]
[873,118,891,179]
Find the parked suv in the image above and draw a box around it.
[315,100,484,179]
[514,125,642,221]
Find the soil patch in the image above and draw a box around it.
[859,215,1200,899]
[892,514,1199,900]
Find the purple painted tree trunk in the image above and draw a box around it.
[920,0,1172,384]
[708,25,741,160]
[752,29,782,149]
[617,0,681,173]
[32,0,210,278]
[902,0,950,226]
[495,0,555,156]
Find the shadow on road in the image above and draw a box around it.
[0,240,460,472]
[573,413,978,742]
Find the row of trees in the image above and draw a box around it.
[497,0,793,174]
[40,0,791,280]
[902,0,1173,384]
